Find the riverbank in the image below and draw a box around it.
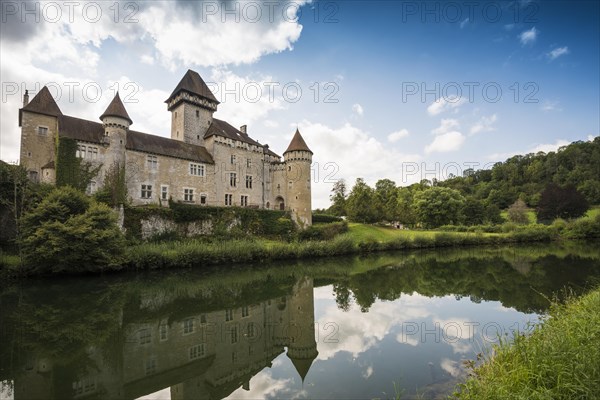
[454,286,600,399]
[1,217,599,276]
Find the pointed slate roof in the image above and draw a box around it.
[166,69,219,104]
[288,356,315,383]
[284,129,312,154]
[21,86,62,117]
[100,92,133,124]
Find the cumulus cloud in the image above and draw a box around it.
[352,103,364,116]
[540,100,562,112]
[487,139,571,160]
[432,119,459,135]
[547,46,569,60]
[519,27,538,45]
[469,114,497,135]
[427,97,467,116]
[424,131,465,154]
[293,120,421,207]
[387,129,410,142]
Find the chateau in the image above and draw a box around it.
[19,70,313,227]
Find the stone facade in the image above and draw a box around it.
[18,70,313,227]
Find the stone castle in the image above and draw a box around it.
[19,70,313,227]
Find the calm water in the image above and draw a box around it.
[1,243,600,400]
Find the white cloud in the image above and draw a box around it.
[352,103,364,116]
[469,114,497,135]
[519,27,538,45]
[427,96,467,116]
[226,371,293,399]
[547,46,569,60]
[504,23,515,31]
[540,100,562,112]
[487,139,571,160]
[387,129,410,142]
[432,119,459,135]
[362,366,374,379]
[264,119,280,128]
[295,120,421,208]
[460,18,469,29]
[424,131,466,154]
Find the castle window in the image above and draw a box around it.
[288,181,293,189]
[189,344,205,360]
[200,314,207,324]
[241,195,248,207]
[189,163,205,176]
[231,326,238,344]
[229,173,237,187]
[159,324,168,341]
[200,194,207,205]
[247,158,252,168]
[161,185,169,201]
[242,306,249,318]
[225,309,233,321]
[86,181,96,195]
[76,145,86,158]
[89,147,98,159]
[184,188,194,202]
[245,175,252,189]
[37,126,48,136]
[145,359,156,376]
[183,318,195,334]
[231,155,236,164]
[139,329,151,345]
[247,323,256,338]
[225,194,233,206]
[141,185,152,199]
[147,155,158,170]
[196,110,200,118]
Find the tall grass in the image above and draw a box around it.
[454,287,600,399]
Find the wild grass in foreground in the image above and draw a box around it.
[453,287,600,399]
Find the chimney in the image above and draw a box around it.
[240,125,247,134]
[23,90,29,106]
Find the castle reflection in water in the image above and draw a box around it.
[13,277,318,400]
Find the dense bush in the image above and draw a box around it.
[298,221,348,241]
[312,214,344,223]
[20,186,125,274]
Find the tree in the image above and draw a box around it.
[413,187,465,228]
[484,203,504,225]
[462,197,486,226]
[329,179,347,216]
[537,183,589,223]
[346,178,378,223]
[94,162,128,207]
[507,199,529,224]
[396,187,418,227]
[20,186,125,274]
[374,179,398,222]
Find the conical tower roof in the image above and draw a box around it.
[284,128,312,154]
[288,355,316,383]
[166,69,219,104]
[100,92,132,124]
[22,86,62,117]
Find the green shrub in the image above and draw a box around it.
[312,214,343,223]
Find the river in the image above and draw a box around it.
[1,242,599,399]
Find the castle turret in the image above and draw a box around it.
[100,92,131,166]
[165,69,219,146]
[286,276,318,383]
[283,129,313,228]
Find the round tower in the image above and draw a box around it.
[100,92,132,166]
[283,129,313,229]
[286,276,318,383]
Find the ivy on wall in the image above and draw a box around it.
[55,137,101,191]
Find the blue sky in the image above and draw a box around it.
[1,0,598,207]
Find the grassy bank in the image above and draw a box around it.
[454,286,600,399]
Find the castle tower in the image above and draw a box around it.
[283,129,313,228]
[100,92,132,167]
[165,69,219,146]
[19,86,62,181]
[286,276,318,383]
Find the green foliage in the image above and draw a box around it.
[462,197,486,225]
[536,183,589,223]
[507,199,529,224]
[374,179,399,222]
[94,161,128,207]
[413,187,465,228]
[298,221,348,241]
[55,137,101,191]
[455,287,600,399]
[20,186,125,274]
[346,178,379,223]
[329,179,348,216]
